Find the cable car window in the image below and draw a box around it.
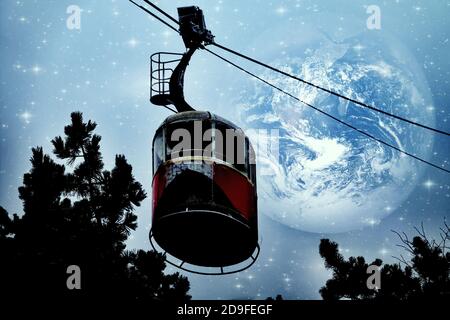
[201,121,212,155]
[166,121,194,159]
[202,121,215,158]
[166,120,212,160]
[248,142,257,185]
[215,122,247,174]
[245,137,250,180]
[153,129,164,173]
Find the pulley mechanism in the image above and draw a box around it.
[178,6,215,49]
[149,6,214,112]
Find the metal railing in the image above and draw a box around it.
[150,52,183,105]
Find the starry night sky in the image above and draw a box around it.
[0,0,449,299]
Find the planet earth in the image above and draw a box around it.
[237,31,435,233]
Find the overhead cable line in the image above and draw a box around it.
[162,105,177,113]
[211,42,450,137]
[129,0,180,34]
[142,0,180,25]
[204,48,450,174]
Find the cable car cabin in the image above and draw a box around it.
[151,111,257,268]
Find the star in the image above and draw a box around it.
[31,65,42,74]
[127,38,139,48]
[423,180,435,189]
[19,111,32,124]
[275,7,287,15]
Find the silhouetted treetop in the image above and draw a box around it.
[0,111,191,302]
[319,222,449,301]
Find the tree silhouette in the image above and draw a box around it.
[0,112,190,302]
[319,222,449,301]
[266,294,284,301]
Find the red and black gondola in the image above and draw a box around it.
[151,111,258,268]
[147,6,259,274]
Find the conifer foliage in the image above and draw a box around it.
[0,112,191,302]
[319,223,450,301]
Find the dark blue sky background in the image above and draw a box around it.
[0,0,449,299]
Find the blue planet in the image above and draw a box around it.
[238,31,435,233]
